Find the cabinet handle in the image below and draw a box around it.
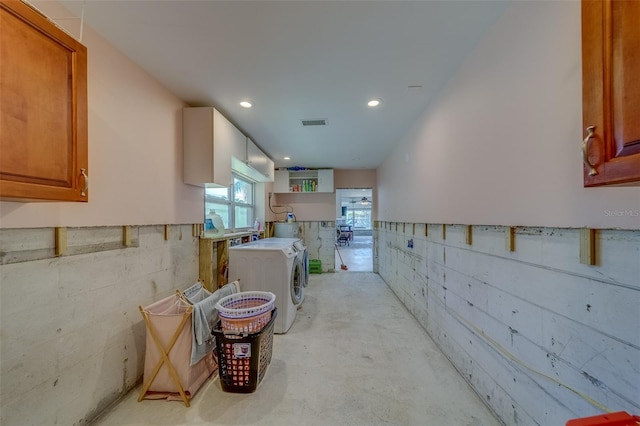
[582,126,598,176]
[80,168,89,196]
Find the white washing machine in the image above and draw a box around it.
[228,238,304,333]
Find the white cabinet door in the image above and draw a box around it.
[273,169,333,193]
[247,138,274,180]
[183,107,233,187]
[317,169,334,192]
[274,170,290,193]
[230,128,247,164]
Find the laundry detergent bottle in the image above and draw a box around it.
[205,209,225,237]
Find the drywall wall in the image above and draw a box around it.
[271,192,335,222]
[0,225,200,425]
[0,0,204,229]
[334,169,376,189]
[269,169,377,222]
[298,221,337,272]
[376,1,640,230]
[376,223,639,424]
[334,169,378,221]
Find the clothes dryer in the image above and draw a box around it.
[293,240,309,303]
[228,238,304,333]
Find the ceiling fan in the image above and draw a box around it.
[349,196,371,205]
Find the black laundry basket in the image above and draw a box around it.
[212,308,277,393]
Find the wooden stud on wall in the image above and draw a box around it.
[505,227,516,252]
[164,225,170,241]
[425,224,428,237]
[199,239,214,291]
[403,223,406,233]
[55,227,67,256]
[465,225,473,245]
[412,223,416,235]
[442,224,446,240]
[216,240,229,289]
[123,226,132,247]
[580,228,597,265]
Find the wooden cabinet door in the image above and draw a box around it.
[0,0,88,201]
[582,0,640,186]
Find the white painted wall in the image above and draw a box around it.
[375,2,640,423]
[0,3,206,424]
[271,192,335,222]
[377,1,640,230]
[376,224,640,424]
[0,0,204,229]
[0,225,200,425]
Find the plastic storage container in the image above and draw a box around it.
[309,259,322,274]
[213,308,277,393]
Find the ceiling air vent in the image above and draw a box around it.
[301,119,327,126]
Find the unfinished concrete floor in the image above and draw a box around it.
[91,272,501,426]
[335,235,373,272]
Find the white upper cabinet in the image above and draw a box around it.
[230,124,247,164]
[273,170,290,193]
[183,107,273,186]
[232,137,274,183]
[273,169,334,193]
[183,107,234,187]
[246,138,274,182]
[317,169,334,192]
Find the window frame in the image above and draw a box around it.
[204,174,255,233]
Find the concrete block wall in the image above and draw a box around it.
[0,225,199,425]
[376,223,640,425]
[298,221,336,272]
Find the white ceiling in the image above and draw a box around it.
[58,0,507,170]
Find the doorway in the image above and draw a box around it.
[335,188,373,272]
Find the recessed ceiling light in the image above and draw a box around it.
[240,101,252,108]
[283,156,291,160]
[367,99,382,107]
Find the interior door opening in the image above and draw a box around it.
[334,188,373,272]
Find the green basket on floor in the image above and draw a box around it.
[309,259,322,274]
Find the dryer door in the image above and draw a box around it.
[302,249,309,287]
[291,258,304,305]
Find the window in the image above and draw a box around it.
[346,207,372,230]
[205,174,254,232]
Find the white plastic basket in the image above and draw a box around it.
[215,291,276,319]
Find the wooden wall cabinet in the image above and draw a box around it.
[0,0,89,201]
[582,0,640,186]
